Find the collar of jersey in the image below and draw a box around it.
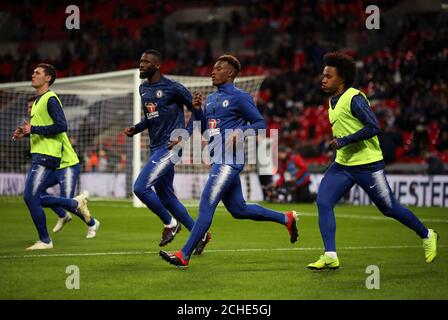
[142,76,166,87]
[217,82,235,92]
[330,88,349,109]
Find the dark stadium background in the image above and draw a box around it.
[0,0,447,171]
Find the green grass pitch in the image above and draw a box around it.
[0,197,446,300]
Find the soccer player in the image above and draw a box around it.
[12,63,91,250]
[16,96,100,238]
[124,49,210,253]
[159,54,300,268]
[308,52,438,270]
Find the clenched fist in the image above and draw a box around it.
[123,127,135,137]
[192,91,203,110]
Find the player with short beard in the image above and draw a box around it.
[124,49,210,253]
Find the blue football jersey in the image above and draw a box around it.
[137,76,193,150]
[203,83,266,169]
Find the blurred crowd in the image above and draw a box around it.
[1,0,447,170]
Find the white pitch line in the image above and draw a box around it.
[298,212,448,224]
[87,204,448,223]
[80,205,448,223]
[1,245,446,260]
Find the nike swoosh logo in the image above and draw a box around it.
[211,174,218,177]
[331,120,337,127]
[369,184,376,189]
[171,225,180,236]
[152,160,158,164]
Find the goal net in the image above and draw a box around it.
[0,70,269,206]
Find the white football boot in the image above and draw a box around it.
[26,240,53,250]
[86,219,100,239]
[52,213,72,233]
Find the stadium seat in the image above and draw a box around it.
[395,146,406,160]
[194,66,211,77]
[402,131,414,151]
[56,69,68,78]
[71,60,87,76]
[293,52,305,71]
[428,122,440,151]
[118,60,136,70]
[160,59,177,74]
[298,128,308,140]
[439,152,448,163]
[0,62,13,79]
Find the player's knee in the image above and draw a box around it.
[23,193,30,204]
[378,204,395,217]
[229,211,245,219]
[23,188,36,205]
[374,197,397,217]
[316,196,332,212]
[228,206,247,219]
[133,182,146,198]
[134,176,157,196]
[380,207,394,217]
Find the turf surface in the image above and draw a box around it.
[0,198,446,299]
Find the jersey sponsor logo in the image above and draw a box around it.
[156,90,163,98]
[147,102,157,113]
[222,99,229,107]
[208,119,220,136]
[145,102,159,120]
[208,119,218,129]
